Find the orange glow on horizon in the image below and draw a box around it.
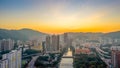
[0,0,120,34]
[0,18,120,34]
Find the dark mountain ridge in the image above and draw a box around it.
[0,28,47,41]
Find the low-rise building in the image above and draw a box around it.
[75,48,91,54]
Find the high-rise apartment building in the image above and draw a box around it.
[0,39,14,51]
[0,59,8,68]
[45,35,60,53]
[64,33,68,45]
[111,46,120,68]
[45,36,51,53]
[51,35,60,52]
[0,41,1,51]
[0,48,22,68]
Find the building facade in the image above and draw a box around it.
[0,39,14,51]
[111,46,120,68]
[0,49,22,68]
[45,35,60,53]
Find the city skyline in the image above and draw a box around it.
[0,0,120,34]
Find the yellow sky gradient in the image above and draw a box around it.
[0,19,120,34]
[0,0,120,34]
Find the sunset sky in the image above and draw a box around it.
[0,0,120,34]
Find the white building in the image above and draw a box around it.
[0,49,22,68]
[111,46,120,68]
[0,59,9,68]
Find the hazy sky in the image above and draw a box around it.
[0,0,120,34]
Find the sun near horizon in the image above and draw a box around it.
[0,0,120,34]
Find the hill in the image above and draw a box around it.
[0,28,47,41]
[104,31,120,39]
[0,28,120,41]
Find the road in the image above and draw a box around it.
[27,56,39,68]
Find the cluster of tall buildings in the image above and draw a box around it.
[0,48,22,68]
[44,35,60,53]
[0,39,14,51]
[111,46,120,68]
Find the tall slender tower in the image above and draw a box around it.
[51,35,60,52]
[64,33,69,47]
[46,36,51,52]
